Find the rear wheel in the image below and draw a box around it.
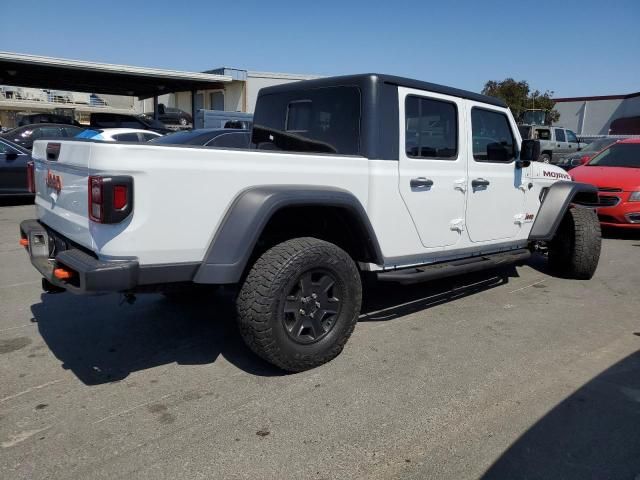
[548,207,601,279]
[236,237,362,372]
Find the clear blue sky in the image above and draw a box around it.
[2,0,638,97]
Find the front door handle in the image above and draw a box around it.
[410,177,434,188]
[472,178,490,188]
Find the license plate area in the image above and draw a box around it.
[28,231,50,258]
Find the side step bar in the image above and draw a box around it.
[377,248,531,285]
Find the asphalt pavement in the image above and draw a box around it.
[1,201,639,479]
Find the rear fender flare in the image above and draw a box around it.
[193,186,383,284]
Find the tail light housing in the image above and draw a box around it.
[27,161,35,193]
[88,175,134,223]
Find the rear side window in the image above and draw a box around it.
[471,108,516,162]
[207,132,250,149]
[405,96,457,159]
[252,86,361,155]
[555,129,566,142]
[535,128,551,140]
[113,133,140,142]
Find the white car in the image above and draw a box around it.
[22,74,601,372]
[76,128,162,142]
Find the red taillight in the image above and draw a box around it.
[27,161,35,193]
[88,175,133,224]
[113,185,128,210]
[89,176,104,222]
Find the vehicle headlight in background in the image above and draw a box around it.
[629,191,640,202]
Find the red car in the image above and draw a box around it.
[570,138,640,228]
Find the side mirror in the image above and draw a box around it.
[5,152,18,160]
[520,139,540,162]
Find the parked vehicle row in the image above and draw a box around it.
[0,123,85,149]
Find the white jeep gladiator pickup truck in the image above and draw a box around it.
[20,74,602,371]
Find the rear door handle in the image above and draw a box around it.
[472,178,490,188]
[410,177,434,188]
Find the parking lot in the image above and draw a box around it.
[1,201,639,479]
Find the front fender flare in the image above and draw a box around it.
[193,186,383,284]
[528,181,598,241]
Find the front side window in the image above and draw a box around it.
[405,96,457,159]
[252,86,361,155]
[471,108,516,162]
[566,130,578,143]
[555,129,566,142]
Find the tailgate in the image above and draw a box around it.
[32,140,93,250]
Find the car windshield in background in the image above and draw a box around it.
[581,138,621,153]
[588,143,640,168]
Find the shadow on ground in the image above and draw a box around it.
[31,267,519,385]
[602,226,640,242]
[482,350,640,480]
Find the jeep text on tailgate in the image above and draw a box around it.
[20,74,602,371]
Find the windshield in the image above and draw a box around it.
[587,143,640,168]
[582,138,617,153]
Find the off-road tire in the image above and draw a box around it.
[539,153,551,163]
[548,207,601,279]
[237,237,362,372]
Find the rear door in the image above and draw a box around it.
[465,103,525,242]
[553,128,568,161]
[398,87,467,248]
[0,141,30,193]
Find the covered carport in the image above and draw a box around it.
[0,51,231,123]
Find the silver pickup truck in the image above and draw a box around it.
[518,125,583,163]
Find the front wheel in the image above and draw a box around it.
[548,207,601,279]
[539,153,551,163]
[179,117,188,126]
[236,237,362,372]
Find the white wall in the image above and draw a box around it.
[555,98,629,135]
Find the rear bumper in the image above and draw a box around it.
[20,219,139,294]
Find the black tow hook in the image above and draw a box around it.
[42,278,66,294]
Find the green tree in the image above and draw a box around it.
[481,78,559,124]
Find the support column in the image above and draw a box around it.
[191,89,197,129]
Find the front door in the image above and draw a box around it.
[465,103,525,242]
[398,87,467,248]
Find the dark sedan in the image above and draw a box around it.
[152,106,193,126]
[0,138,32,196]
[0,123,85,150]
[149,128,251,148]
[554,137,628,170]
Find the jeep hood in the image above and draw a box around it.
[570,166,640,191]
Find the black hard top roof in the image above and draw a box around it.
[259,73,507,108]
